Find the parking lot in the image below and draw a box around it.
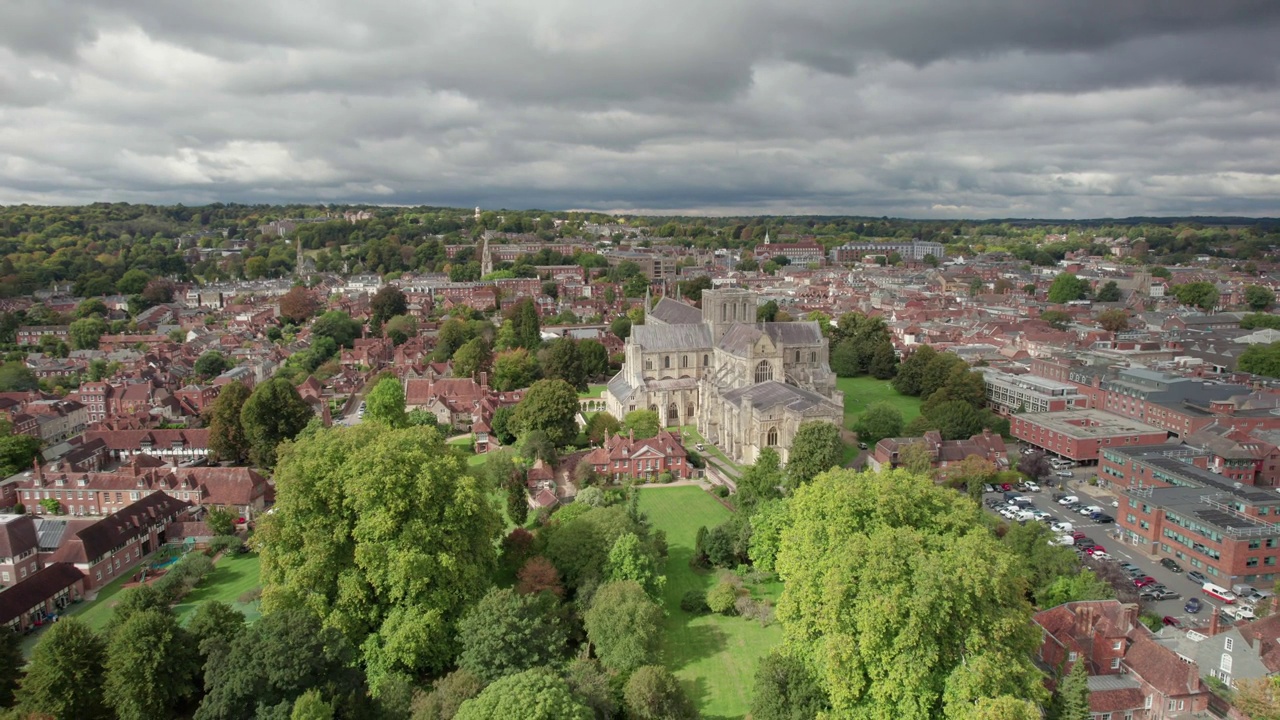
[983,463,1248,629]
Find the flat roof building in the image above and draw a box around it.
[982,368,1087,414]
[1010,409,1169,464]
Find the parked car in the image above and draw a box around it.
[1119,561,1141,574]
[1054,534,1076,546]
[1000,483,1013,491]
[1052,492,1068,501]
[1079,505,1103,516]
[1160,558,1184,573]
[983,484,996,493]
[1058,495,1079,505]
[1071,531,1087,540]
[1094,514,1115,524]
[1051,521,1074,533]
[1025,482,1041,492]
[1201,583,1237,604]
[1134,576,1158,588]
[1185,598,1202,614]
[1085,545,1106,556]
[1144,589,1181,601]
[1188,571,1208,585]
[1055,471,1072,478]
[1075,538,1096,549]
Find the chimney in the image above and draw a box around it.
[983,427,992,438]
[629,428,635,442]
[479,371,488,390]
[33,457,44,486]
[1209,607,1220,636]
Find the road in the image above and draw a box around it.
[983,463,1236,630]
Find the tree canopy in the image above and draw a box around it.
[240,377,313,468]
[454,669,591,720]
[1047,273,1090,303]
[364,375,408,428]
[257,424,502,689]
[512,379,580,445]
[785,421,843,488]
[776,468,1046,719]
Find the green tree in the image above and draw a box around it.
[706,579,738,614]
[195,607,363,720]
[757,300,779,322]
[579,339,609,379]
[892,345,936,396]
[240,377,313,468]
[564,659,617,720]
[1040,310,1072,330]
[1171,281,1219,312]
[513,379,580,445]
[117,268,152,294]
[748,499,790,573]
[412,669,483,720]
[1247,285,1276,311]
[370,286,409,327]
[68,316,108,350]
[207,381,251,465]
[0,363,37,392]
[585,411,621,444]
[606,532,665,599]
[1038,570,1114,608]
[623,665,698,720]
[539,338,586,390]
[493,348,541,391]
[1047,273,1089,303]
[457,588,569,683]
[868,342,898,379]
[291,689,334,720]
[454,669,591,720]
[507,481,529,527]
[736,448,783,513]
[584,581,664,674]
[104,609,201,720]
[0,627,23,707]
[544,506,645,592]
[1242,313,1280,330]
[491,405,517,444]
[185,600,245,663]
[926,400,988,441]
[1149,266,1172,279]
[786,421,843,488]
[1053,658,1090,720]
[17,618,110,720]
[195,350,231,378]
[207,506,236,536]
[452,338,492,380]
[507,298,543,351]
[365,376,408,428]
[311,311,362,348]
[623,409,662,438]
[610,315,632,341]
[75,297,109,318]
[852,402,904,447]
[257,425,501,688]
[0,432,43,478]
[775,469,1046,719]
[750,651,831,720]
[1239,342,1280,379]
[1093,280,1122,302]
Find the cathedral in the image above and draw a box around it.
[605,288,844,464]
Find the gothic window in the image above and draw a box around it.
[721,304,727,322]
[687,403,694,418]
[703,354,709,366]
[732,304,738,321]
[755,361,773,383]
[681,355,688,368]
[810,351,817,363]
[795,350,800,362]
[645,359,652,370]
[664,356,671,369]
[668,403,679,424]
[767,427,778,446]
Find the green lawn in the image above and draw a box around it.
[639,487,781,719]
[60,567,135,633]
[670,425,740,473]
[838,375,922,429]
[174,552,263,625]
[579,384,608,398]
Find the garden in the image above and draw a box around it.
[837,375,922,429]
[638,486,782,719]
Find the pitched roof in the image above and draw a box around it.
[722,381,837,414]
[0,563,83,625]
[763,321,825,346]
[50,492,190,564]
[0,516,38,558]
[629,324,712,352]
[649,297,703,325]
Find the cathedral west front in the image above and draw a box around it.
[605,288,844,464]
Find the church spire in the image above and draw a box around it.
[764,229,771,245]
[480,232,493,276]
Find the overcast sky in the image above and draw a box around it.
[1,1,1278,218]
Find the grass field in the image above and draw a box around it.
[838,375,922,429]
[639,487,782,719]
[579,384,608,398]
[174,552,263,625]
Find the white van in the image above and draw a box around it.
[1202,583,1237,604]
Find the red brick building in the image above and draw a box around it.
[0,515,40,589]
[0,563,85,632]
[1010,409,1169,465]
[870,430,1008,474]
[1034,600,1211,719]
[583,429,693,482]
[49,492,190,589]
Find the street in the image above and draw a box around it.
[984,463,1232,630]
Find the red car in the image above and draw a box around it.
[1000,483,1012,491]
[1086,545,1106,555]
[1162,616,1182,627]
[1134,576,1158,588]
[1071,531,1087,540]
